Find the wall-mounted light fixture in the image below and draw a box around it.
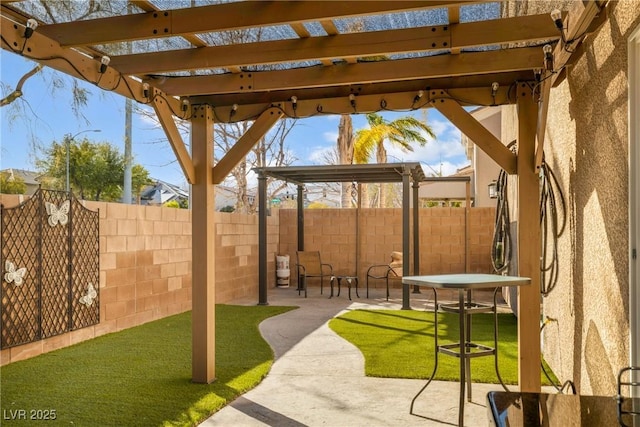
[543,44,554,71]
[24,19,38,39]
[488,180,498,199]
[99,56,110,73]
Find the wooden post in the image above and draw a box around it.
[191,104,216,383]
[516,83,542,392]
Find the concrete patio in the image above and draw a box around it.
[200,285,520,427]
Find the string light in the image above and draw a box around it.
[142,82,150,99]
[491,82,499,105]
[534,68,543,83]
[349,93,356,111]
[24,19,38,39]
[550,9,563,30]
[230,103,238,118]
[181,98,189,112]
[290,96,297,112]
[99,56,110,73]
[412,90,424,104]
[543,44,554,71]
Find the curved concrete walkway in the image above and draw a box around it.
[200,286,510,427]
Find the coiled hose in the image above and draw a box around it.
[491,168,511,274]
[540,159,566,296]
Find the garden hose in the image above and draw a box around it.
[491,170,512,274]
[540,317,576,394]
[539,158,567,296]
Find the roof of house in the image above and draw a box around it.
[140,179,189,204]
[0,168,41,186]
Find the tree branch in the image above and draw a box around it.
[1,64,43,107]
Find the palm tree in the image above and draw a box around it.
[354,113,435,207]
[336,114,355,208]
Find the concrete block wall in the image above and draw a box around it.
[92,201,193,337]
[215,209,279,302]
[0,194,493,364]
[0,195,278,365]
[279,207,497,289]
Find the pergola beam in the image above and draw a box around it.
[39,1,475,47]
[191,71,531,113]
[151,92,195,185]
[432,97,517,174]
[109,14,556,75]
[130,0,207,48]
[197,86,518,123]
[213,107,284,184]
[152,46,542,97]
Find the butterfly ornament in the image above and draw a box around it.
[4,260,26,286]
[79,283,97,307]
[45,200,70,227]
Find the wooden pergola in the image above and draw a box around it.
[1,0,605,389]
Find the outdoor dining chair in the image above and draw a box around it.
[365,251,403,300]
[295,251,333,298]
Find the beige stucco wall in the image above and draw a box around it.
[503,0,640,395]
[470,108,503,208]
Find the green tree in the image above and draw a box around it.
[131,164,152,204]
[36,136,150,202]
[0,172,27,194]
[354,113,435,207]
[307,201,330,209]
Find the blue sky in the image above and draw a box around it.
[1,50,470,188]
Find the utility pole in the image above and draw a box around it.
[122,1,134,204]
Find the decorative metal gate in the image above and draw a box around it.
[0,189,99,348]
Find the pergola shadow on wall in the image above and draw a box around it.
[255,163,471,309]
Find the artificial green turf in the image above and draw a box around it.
[0,304,296,426]
[329,309,555,386]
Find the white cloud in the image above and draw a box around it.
[377,117,469,176]
[323,130,338,143]
[308,145,334,164]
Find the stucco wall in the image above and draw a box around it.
[504,0,640,395]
